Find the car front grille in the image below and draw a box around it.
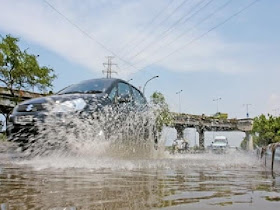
[17,104,45,112]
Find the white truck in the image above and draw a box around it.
[210,136,229,153]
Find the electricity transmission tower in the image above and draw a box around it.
[102,56,117,78]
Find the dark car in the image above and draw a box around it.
[7,78,158,151]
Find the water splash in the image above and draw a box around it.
[13,101,162,160]
[16,151,261,172]
[10,102,262,172]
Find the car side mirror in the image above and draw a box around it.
[118,94,131,103]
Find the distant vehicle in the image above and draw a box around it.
[209,136,229,153]
[6,78,158,150]
[171,139,189,154]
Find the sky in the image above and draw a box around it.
[0,0,279,144]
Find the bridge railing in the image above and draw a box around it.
[0,86,45,111]
[172,112,253,132]
[0,86,44,99]
[172,112,238,124]
[260,143,280,174]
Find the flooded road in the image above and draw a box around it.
[0,142,279,210]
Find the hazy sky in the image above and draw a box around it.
[0,0,279,119]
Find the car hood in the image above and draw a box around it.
[19,93,106,105]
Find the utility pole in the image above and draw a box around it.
[243,104,252,118]
[102,56,117,78]
[176,90,183,113]
[272,108,280,116]
[213,97,222,113]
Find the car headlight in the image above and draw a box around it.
[52,98,86,113]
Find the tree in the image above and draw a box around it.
[0,34,57,127]
[252,114,280,146]
[150,91,173,132]
[0,34,56,97]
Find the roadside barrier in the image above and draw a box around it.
[259,143,280,173]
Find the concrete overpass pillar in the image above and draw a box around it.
[246,132,254,151]
[197,127,205,149]
[174,125,185,139]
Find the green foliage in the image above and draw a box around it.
[252,114,280,146]
[150,91,166,108]
[150,91,173,132]
[0,133,6,142]
[0,34,56,96]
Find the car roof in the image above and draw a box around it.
[82,78,142,93]
[82,78,124,84]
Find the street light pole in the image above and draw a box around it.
[143,75,159,96]
[272,108,280,116]
[213,97,222,113]
[176,90,183,113]
[243,104,252,118]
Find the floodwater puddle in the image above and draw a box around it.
[0,144,280,209]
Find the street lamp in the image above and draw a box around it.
[127,78,133,83]
[213,97,222,113]
[272,108,280,116]
[243,104,252,118]
[143,75,159,95]
[176,90,183,113]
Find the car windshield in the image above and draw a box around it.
[214,140,227,143]
[57,79,111,95]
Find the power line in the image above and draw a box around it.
[122,0,192,57]
[155,0,211,42]
[157,0,233,54]
[42,0,137,71]
[129,0,232,67]
[128,0,212,61]
[129,0,260,77]
[118,0,175,55]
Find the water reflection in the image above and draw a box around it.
[0,152,280,209]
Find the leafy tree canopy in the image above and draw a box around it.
[0,34,56,96]
[252,114,280,146]
[150,91,167,108]
[150,91,173,132]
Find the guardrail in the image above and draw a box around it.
[258,142,280,174]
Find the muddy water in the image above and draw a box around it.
[0,143,280,210]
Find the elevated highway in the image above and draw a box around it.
[172,113,253,149]
[0,86,44,114]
